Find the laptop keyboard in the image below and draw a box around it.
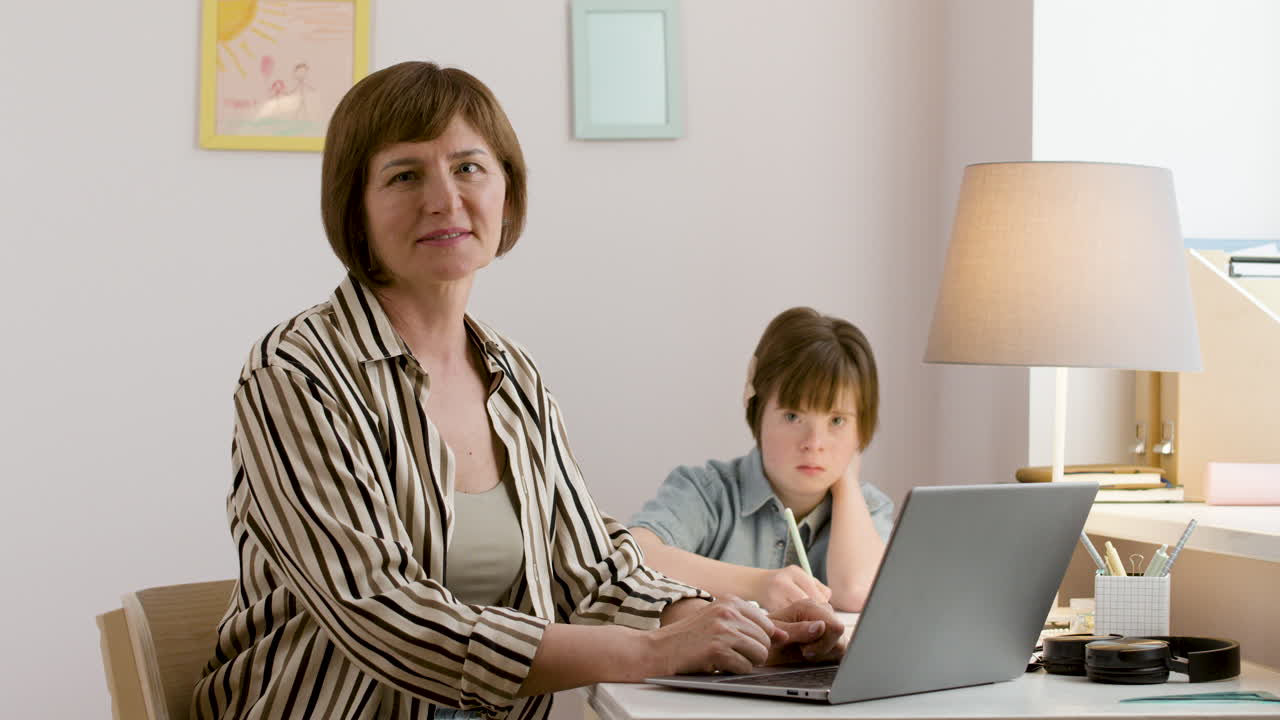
[717,666,838,689]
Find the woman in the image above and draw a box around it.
[192,61,844,720]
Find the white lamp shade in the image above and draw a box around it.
[925,162,1202,372]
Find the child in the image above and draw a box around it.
[629,307,894,612]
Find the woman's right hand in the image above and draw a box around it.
[752,565,832,611]
[647,596,786,676]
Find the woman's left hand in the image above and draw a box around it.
[763,599,847,665]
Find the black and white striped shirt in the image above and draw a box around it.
[192,276,707,720]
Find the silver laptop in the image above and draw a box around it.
[647,481,1098,703]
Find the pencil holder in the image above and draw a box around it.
[1094,574,1170,637]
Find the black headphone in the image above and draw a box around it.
[1036,633,1240,684]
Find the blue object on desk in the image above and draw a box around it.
[1121,690,1280,703]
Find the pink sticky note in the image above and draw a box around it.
[1204,462,1280,505]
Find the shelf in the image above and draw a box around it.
[1085,502,1280,563]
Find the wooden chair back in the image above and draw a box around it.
[97,579,235,720]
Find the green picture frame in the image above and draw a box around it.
[571,0,683,140]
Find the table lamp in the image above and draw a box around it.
[924,161,1202,483]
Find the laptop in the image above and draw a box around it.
[647,481,1098,703]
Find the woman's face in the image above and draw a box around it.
[758,390,860,508]
[363,116,507,290]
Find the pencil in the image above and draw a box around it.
[782,507,813,576]
[1160,519,1198,577]
[1079,530,1107,573]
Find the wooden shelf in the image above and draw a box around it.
[1085,502,1280,563]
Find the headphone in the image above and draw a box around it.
[1036,633,1240,684]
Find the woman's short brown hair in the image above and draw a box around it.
[320,61,527,287]
[745,307,879,451]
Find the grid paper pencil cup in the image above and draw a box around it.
[1094,574,1170,636]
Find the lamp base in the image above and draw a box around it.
[1052,366,1068,482]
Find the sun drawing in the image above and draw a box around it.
[215,0,285,78]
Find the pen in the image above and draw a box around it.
[1079,531,1107,574]
[782,507,814,576]
[1143,545,1169,576]
[1103,541,1126,576]
[1161,519,1198,577]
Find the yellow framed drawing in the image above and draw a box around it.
[199,0,370,151]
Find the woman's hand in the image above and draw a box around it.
[751,565,832,610]
[649,596,788,676]
[764,599,847,665]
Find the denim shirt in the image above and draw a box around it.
[629,449,895,585]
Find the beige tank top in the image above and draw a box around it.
[446,470,525,606]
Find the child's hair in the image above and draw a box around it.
[744,307,879,450]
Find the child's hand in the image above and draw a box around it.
[829,450,863,500]
[763,599,847,665]
[753,565,832,610]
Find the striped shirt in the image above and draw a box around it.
[192,276,708,720]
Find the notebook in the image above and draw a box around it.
[646,481,1099,703]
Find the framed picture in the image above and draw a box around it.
[199,0,370,151]
[571,0,683,140]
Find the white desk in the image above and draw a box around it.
[1085,503,1280,563]
[585,662,1280,720]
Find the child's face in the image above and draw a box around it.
[758,391,860,504]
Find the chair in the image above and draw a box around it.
[97,579,235,720]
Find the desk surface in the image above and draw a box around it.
[1085,503,1280,563]
[586,661,1280,720]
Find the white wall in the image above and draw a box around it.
[933,0,1035,484]
[1029,0,1280,467]
[1034,0,1280,240]
[0,1,954,716]
[1027,367,1136,466]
